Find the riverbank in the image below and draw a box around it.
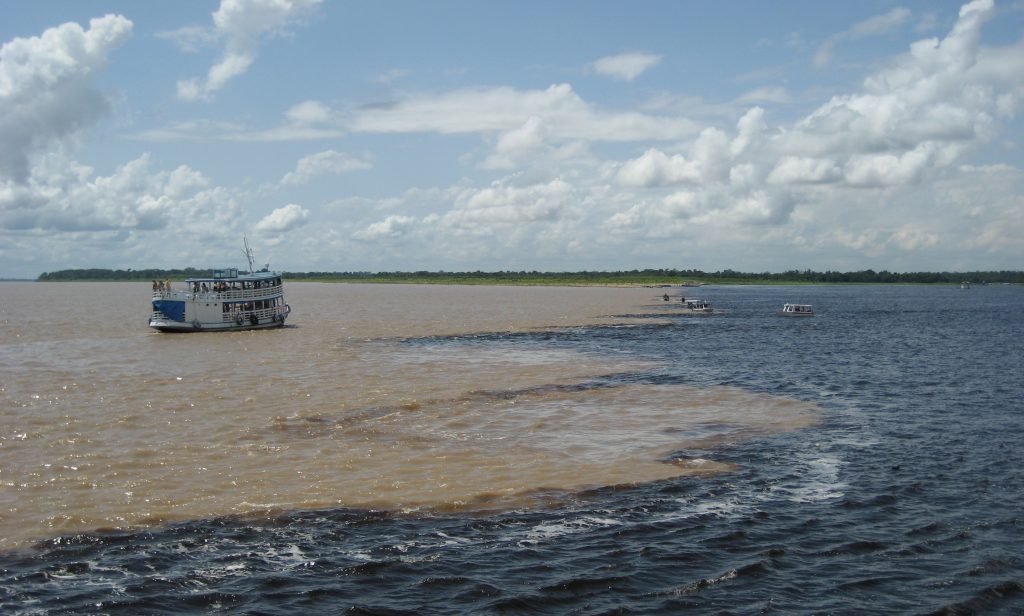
[34,268,1024,286]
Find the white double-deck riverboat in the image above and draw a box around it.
[148,242,291,332]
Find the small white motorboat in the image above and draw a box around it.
[683,299,715,314]
[780,303,814,317]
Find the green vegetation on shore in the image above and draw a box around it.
[34,267,1024,285]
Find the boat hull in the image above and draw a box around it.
[149,316,287,332]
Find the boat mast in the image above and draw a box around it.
[242,235,256,274]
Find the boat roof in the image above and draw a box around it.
[784,303,812,307]
[186,268,281,282]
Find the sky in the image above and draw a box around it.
[1,0,1022,278]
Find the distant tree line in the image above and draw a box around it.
[37,268,210,281]
[36,267,1024,284]
[686,268,1024,284]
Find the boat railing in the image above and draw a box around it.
[220,306,282,323]
[152,284,283,302]
[213,285,283,301]
[152,289,190,301]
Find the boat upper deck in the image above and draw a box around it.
[189,268,280,284]
[151,269,284,302]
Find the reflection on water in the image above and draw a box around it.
[0,282,818,548]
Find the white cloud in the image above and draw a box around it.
[831,228,882,253]
[281,150,372,185]
[129,102,345,142]
[272,177,624,274]
[734,86,792,105]
[0,170,251,272]
[461,177,570,222]
[0,14,132,182]
[616,149,701,187]
[481,116,593,170]
[166,165,211,197]
[814,7,912,67]
[438,178,571,237]
[605,0,1010,248]
[483,116,547,170]
[353,214,417,241]
[842,144,935,187]
[610,176,795,232]
[767,157,841,184]
[943,164,1024,256]
[373,68,409,84]
[853,7,912,38]
[175,0,322,102]
[156,24,216,53]
[255,203,309,233]
[341,176,587,263]
[349,83,698,142]
[590,52,662,81]
[141,83,695,145]
[0,152,242,236]
[414,176,586,262]
[616,127,730,188]
[126,118,245,142]
[285,100,331,124]
[888,225,939,251]
[730,107,768,157]
[768,0,1001,184]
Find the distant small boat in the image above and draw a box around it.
[781,303,814,317]
[960,281,971,289]
[683,299,715,314]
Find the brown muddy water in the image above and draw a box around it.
[0,282,817,549]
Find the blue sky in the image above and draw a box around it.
[1,0,1022,277]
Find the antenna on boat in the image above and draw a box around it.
[242,235,256,273]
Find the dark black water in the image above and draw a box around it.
[3,285,1023,614]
